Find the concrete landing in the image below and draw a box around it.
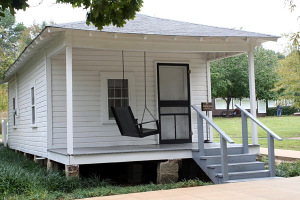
[83,176,300,200]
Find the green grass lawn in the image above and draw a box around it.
[213,116,300,151]
[0,147,210,199]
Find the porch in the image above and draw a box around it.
[47,142,245,165]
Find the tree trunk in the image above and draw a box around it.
[225,97,232,117]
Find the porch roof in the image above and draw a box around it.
[51,14,278,39]
[1,14,279,84]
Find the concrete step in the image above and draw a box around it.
[200,154,257,165]
[207,161,266,173]
[216,170,270,180]
[204,147,244,156]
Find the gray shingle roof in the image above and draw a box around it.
[50,14,278,38]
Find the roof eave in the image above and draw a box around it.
[0,26,280,84]
[0,27,64,84]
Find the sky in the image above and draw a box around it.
[15,0,300,53]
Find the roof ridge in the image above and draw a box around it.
[50,14,250,34]
[48,13,279,38]
[134,14,277,37]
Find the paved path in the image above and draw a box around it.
[83,176,300,200]
[260,147,300,161]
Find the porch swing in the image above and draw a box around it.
[111,51,160,138]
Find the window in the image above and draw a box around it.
[31,86,36,126]
[108,79,129,120]
[101,72,136,123]
[12,98,16,127]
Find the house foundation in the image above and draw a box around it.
[34,155,45,166]
[157,159,180,184]
[128,163,143,184]
[65,165,80,177]
[23,152,34,160]
[47,159,60,172]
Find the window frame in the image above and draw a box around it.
[100,72,136,124]
[12,97,17,128]
[107,79,129,120]
[30,81,37,128]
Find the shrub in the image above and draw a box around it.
[275,160,300,177]
[267,106,299,116]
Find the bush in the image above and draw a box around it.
[267,106,299,116]
[275,160,300,177]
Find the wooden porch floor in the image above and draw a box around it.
[48,143,243,156]
[47,143,247,165]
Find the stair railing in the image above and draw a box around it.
[192,105,234,182]
[235,104,282,177]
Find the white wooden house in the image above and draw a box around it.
[1,14,281,183]
[213,98,268,117]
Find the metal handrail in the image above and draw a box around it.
[192,105,234,143]
[235,104,282,177]
[192,105,234,182]
[235,104,282,141]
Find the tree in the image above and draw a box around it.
[211,47,280,117]
[18,21,51,52]
[283,0,300,46]
[211,54,249,117]
[254,47,280,101]
[0,9,27,78]
[274,49,300,108]
[0,0,144,30]
[0,0,29,17]
[0,8,53,80]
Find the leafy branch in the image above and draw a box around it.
[0,0,144,30]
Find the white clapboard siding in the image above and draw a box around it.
[8,58,48,157]
[51,48,207,148]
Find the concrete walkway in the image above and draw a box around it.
[260,147,300,161]
[83,176,300,200]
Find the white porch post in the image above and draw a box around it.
[248,49,258,145]
[45,52,53,150]
[206,61,213,141]
[66,46,73,155]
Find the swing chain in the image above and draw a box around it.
[122,50,126,107]
[141,51,156,123]
[121,50,157,123]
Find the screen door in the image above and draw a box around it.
[157,63,191,144]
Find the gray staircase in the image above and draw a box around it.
[192,146,272,184]
[191,104,282,184]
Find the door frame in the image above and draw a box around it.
[157,63,192,144]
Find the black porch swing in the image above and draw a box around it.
[111,51,160,138]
